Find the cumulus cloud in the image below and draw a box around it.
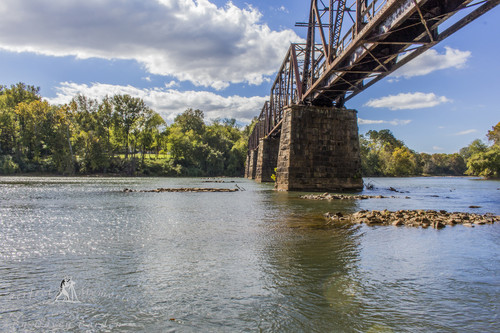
[392,47,471,78]
[364,92,451,110]
[358,118,412,125]
[45,82,266,123]
[0,0,301,89]
[454,129,477,136]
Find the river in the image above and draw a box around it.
[0,176,499,332]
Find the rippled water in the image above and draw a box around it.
[0,176,499,332]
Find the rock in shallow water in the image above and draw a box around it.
[325,210,499,228]
[123,187,239,193]
[301,193,390,200]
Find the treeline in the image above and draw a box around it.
[0,83,250,176]
[360,126,500,178]
[1,82,498,178]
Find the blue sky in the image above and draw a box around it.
[0,0,499,153]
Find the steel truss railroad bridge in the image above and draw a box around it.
[246,0,499,191]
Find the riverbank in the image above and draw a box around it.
[324,210,500,228]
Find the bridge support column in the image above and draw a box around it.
[276,105,363,191]
[245,149,258,179]
[255,137,280,183]
[244,154,250,178]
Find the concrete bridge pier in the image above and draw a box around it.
[255,137,280,182]
[275,105,363,191]
[245,148,258,179]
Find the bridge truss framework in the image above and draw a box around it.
[248,0,500,151]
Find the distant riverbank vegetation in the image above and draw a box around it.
[360,125,500,178]
[0,83,250,176]
[1,82,499,178]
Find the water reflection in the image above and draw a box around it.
[255,190,366,332]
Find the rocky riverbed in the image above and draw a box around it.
[324,210,500,228]
[123,187,239,193]
[301,192,408,200]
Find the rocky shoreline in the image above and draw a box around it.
[301,193,407,200]
[324,210,500,228]
[123,187,239,193]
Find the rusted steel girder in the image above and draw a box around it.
[247,0,499,152]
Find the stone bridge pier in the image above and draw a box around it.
[246,105,363,192]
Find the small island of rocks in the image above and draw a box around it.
[324,210,500,228]
[301,193,407,200]
[123,187,239,193]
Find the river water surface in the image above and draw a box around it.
[0,176,499,332]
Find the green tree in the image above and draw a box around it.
[0,83,41,161]
[360,134,382,176]
[464,123,500,178]
[447,153,467,175]
[0,108,18,155]
[366,129,404,151]
[70,95,111,172]
[487,122,500,146]
[1,82,41,108]
[15,100,51,162]
[137,109,165,164]
[360,130,412,176]
[466,146,500,178]
[226,137,247,176]
[459,139,488,161]
[174,108,205,135]
[112,94,148,159]
[387,146,418,176]
[46,105,75,174]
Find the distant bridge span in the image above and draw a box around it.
[246,0,499,191]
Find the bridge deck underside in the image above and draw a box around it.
[309,0,474,106]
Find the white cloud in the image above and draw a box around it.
[276,6,289,13]
[358,118,412,125]
[164,80,179,88]
[364,92,451,110]
[433,146,444,151]
[454,129,477,136]
[44,82,266,123]
[392,47,471,78]
[0,0,301,89]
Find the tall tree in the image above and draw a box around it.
[112,94,148,159]
[15,100,51,162]
[459,139,488,161]
[174,108,205,135]
[2,82,41,108]
[46,105,75,174]
[487,122,500,146]
[137,109,165,164]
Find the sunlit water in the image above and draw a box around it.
[0,176,499,332]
